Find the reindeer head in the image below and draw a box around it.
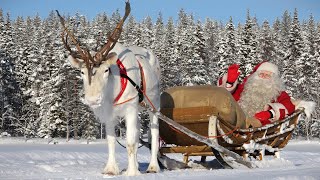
[57,1,130,107]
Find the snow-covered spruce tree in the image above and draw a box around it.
[191,20,209,85]
[313,21,320,135]
[91,13,112,51]
[238,10,259,80]
[283,9,303,97]
[217,17,238,77]
[152,13,165,64]
[152,13,165,89]
[235,22,243,65]
[22,14,46,137]
[74,13,91,50]
[140,16,154,48]
[258,20,277,63]
[79,111,99,140]
[0,9,7,132]
[0,9,3,42]
[175,9,189,86]
[153,12,165,53]
[0,48,21,135]
[35,17,52,138]
[203,18,220,82]
[122,16,137,46]
[160,17,177,91]
[36,15,68,138]
[176,10,197,86]
[0,12,22,136]
[280,10,292,59]
[272,18,286,71]
[14,16,43,138]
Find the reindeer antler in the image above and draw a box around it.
[56,1,130,84]
[56,10,86,59]
[56,10,95,84]
[94,1,131,63]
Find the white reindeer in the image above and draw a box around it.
[57,1,160,176]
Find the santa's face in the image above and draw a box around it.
[258,70,273,79]
[239,72,283,117]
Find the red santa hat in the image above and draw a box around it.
[255,61,279,76]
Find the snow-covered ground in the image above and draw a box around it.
[0,138,320,180]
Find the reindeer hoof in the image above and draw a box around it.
[102,170,119,176]
[102,172,117,176]
[122,169,141,176]
[102,166,120,176]
[146,170,158,173]
[146,165,160,173]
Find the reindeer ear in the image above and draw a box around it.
[106,52,118,65]
[68,55,82,68]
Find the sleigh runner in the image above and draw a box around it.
[141,85,306,169]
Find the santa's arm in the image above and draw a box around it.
[265,91,295,121]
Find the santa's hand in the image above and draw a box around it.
[227,64,240,83]
[254,111,272,126]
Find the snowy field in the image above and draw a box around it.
[0,138,320,180]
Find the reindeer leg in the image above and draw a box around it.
[146,111,160,173]
[123,106,141,176]
[102,119,120,176]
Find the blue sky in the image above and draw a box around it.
[1,0,319,24]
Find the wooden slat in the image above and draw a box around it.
[188,152,214,156]
[278,132,293,148]
[160,145,212,154]
[269,136,280,147]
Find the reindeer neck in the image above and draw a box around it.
[104,63,120,103]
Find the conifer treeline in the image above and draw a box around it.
[0,8,319,139]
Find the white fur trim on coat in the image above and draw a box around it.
[217,74,239,93]
[266,103,288,121]
[292,99,316,120]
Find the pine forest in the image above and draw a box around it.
[0,8,319,140]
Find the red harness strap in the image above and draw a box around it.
[113,59,146,105]
[113,59,128,104]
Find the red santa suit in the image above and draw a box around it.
[218,61,295,126]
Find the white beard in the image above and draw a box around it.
[238,72,284,117]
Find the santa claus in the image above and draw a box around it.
[218,61,295,126]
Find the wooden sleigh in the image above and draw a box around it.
[158,107,303,168]
[152,86,305,169]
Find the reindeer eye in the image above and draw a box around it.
[105,69,109,73]
[80,71,84,75]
